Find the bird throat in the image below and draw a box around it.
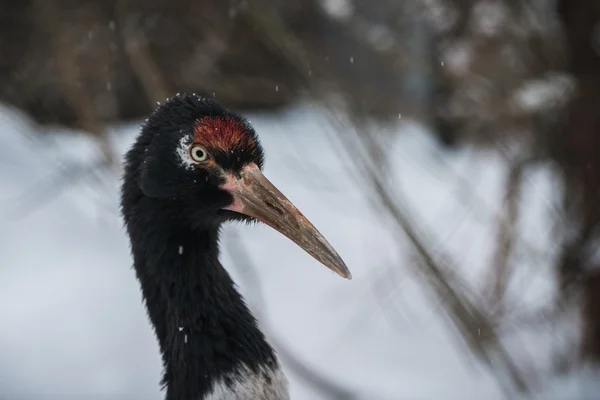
[133,225,286,399]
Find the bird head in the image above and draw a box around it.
[127,94,351,279]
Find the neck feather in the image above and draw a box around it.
[130,221,284,400]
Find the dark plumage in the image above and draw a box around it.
[120,94,350,400]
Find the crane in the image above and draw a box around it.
[120,93,351,400]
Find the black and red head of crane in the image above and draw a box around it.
[124,93,350,279]
[120,93,350,399]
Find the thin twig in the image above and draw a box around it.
[487,158,531,317]
[325,113,530,395]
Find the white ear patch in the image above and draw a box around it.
[204,363,290,400]
[177,136,196,170]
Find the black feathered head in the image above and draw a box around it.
[121,94,350,278]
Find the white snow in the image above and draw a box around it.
[320,0,354,21]
[512,73,575,113]
[0,103,598,399]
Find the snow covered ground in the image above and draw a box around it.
[0,103,597,399]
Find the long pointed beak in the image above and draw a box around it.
[220,163,351,279]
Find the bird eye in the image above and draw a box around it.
[190,145,208,163]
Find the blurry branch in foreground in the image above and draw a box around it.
[162,1,537,394]
[324,113,530,396]
[239,3,541,389]
[486,157,537,319]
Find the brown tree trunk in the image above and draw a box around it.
[554,0,600,362]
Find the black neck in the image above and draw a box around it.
[131,221,277,400]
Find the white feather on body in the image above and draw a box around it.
[204,363,290,400]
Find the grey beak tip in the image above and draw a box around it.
[337,261,352,280]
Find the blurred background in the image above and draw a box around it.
[0,0,599,398]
